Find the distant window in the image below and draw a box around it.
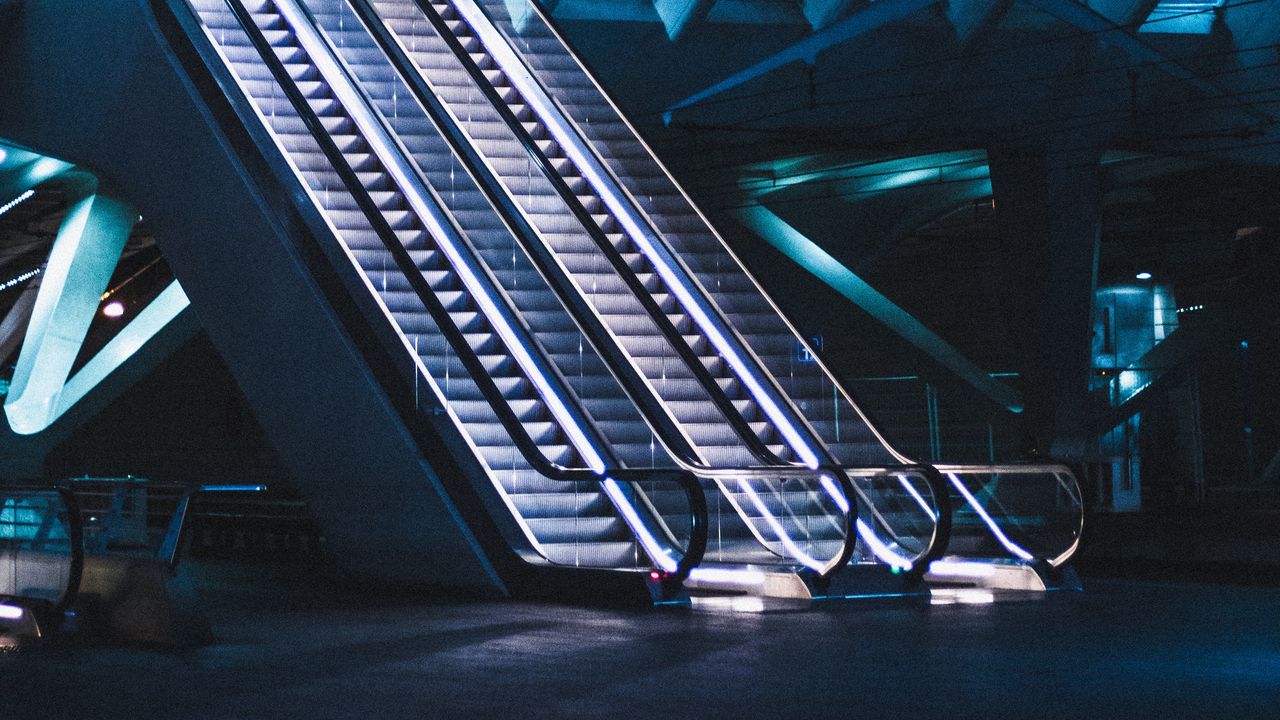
[1138,2,1222,35]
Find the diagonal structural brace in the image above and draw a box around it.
[664,0,940,123]
[733,203,1024,413]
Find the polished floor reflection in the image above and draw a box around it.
[2,560,1277,719]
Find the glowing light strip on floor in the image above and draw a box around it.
[947,473,1034,561]
[447,0,820,471]
[276,0,604,472]
[928,559,996,578]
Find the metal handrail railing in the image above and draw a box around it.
[0,484,84,623]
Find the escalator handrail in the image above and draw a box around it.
[214,0,707,585]
[936,463,1083,567]
[0,484,84,621]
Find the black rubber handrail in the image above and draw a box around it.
[0,484,84,626]
[219,0,706,585]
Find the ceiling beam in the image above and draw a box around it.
[653,0,717,40]
[1023,0,1274,126]
[664,0,941,124]
[802,0,855,30]
[945,0,1014,45]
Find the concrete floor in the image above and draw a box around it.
[3,561,1279,719]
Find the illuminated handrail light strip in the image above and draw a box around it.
[446,0,820,470]
[946,473,1034,561]
[855,518,912,572]
[274,0,605,473]
[825,472,914,569]
[897,473,938,521]
[601,478,676,573]
[0,189,35,218]
[738,479,824,573]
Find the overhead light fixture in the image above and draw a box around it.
[0,189,35,218]
[102,301,125,318]
[1135,271,1153,280]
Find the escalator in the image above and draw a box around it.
[345,0,1082,589]
[180,0,715,597]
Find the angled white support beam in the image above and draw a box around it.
[803,0,855,30]
[664,0,940,123]
[0,157,73,203]
[1024,0,1273,125]
[733,203,1024,413]
[4,190,190,435]
[653,0,717,40]
[0,278,41,366]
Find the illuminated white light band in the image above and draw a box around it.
[896,473,938,521]
[738,479,824,573]
[829,473,915,570]
[855,518,912,571]
[275,0,606,473]
[688,566,768,586]
[0,604,25,621]
[947,473,1034,561]
[928,559,996,578]
[446,0,821,470]
[819,474,849,513]
[0,190,35,218]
